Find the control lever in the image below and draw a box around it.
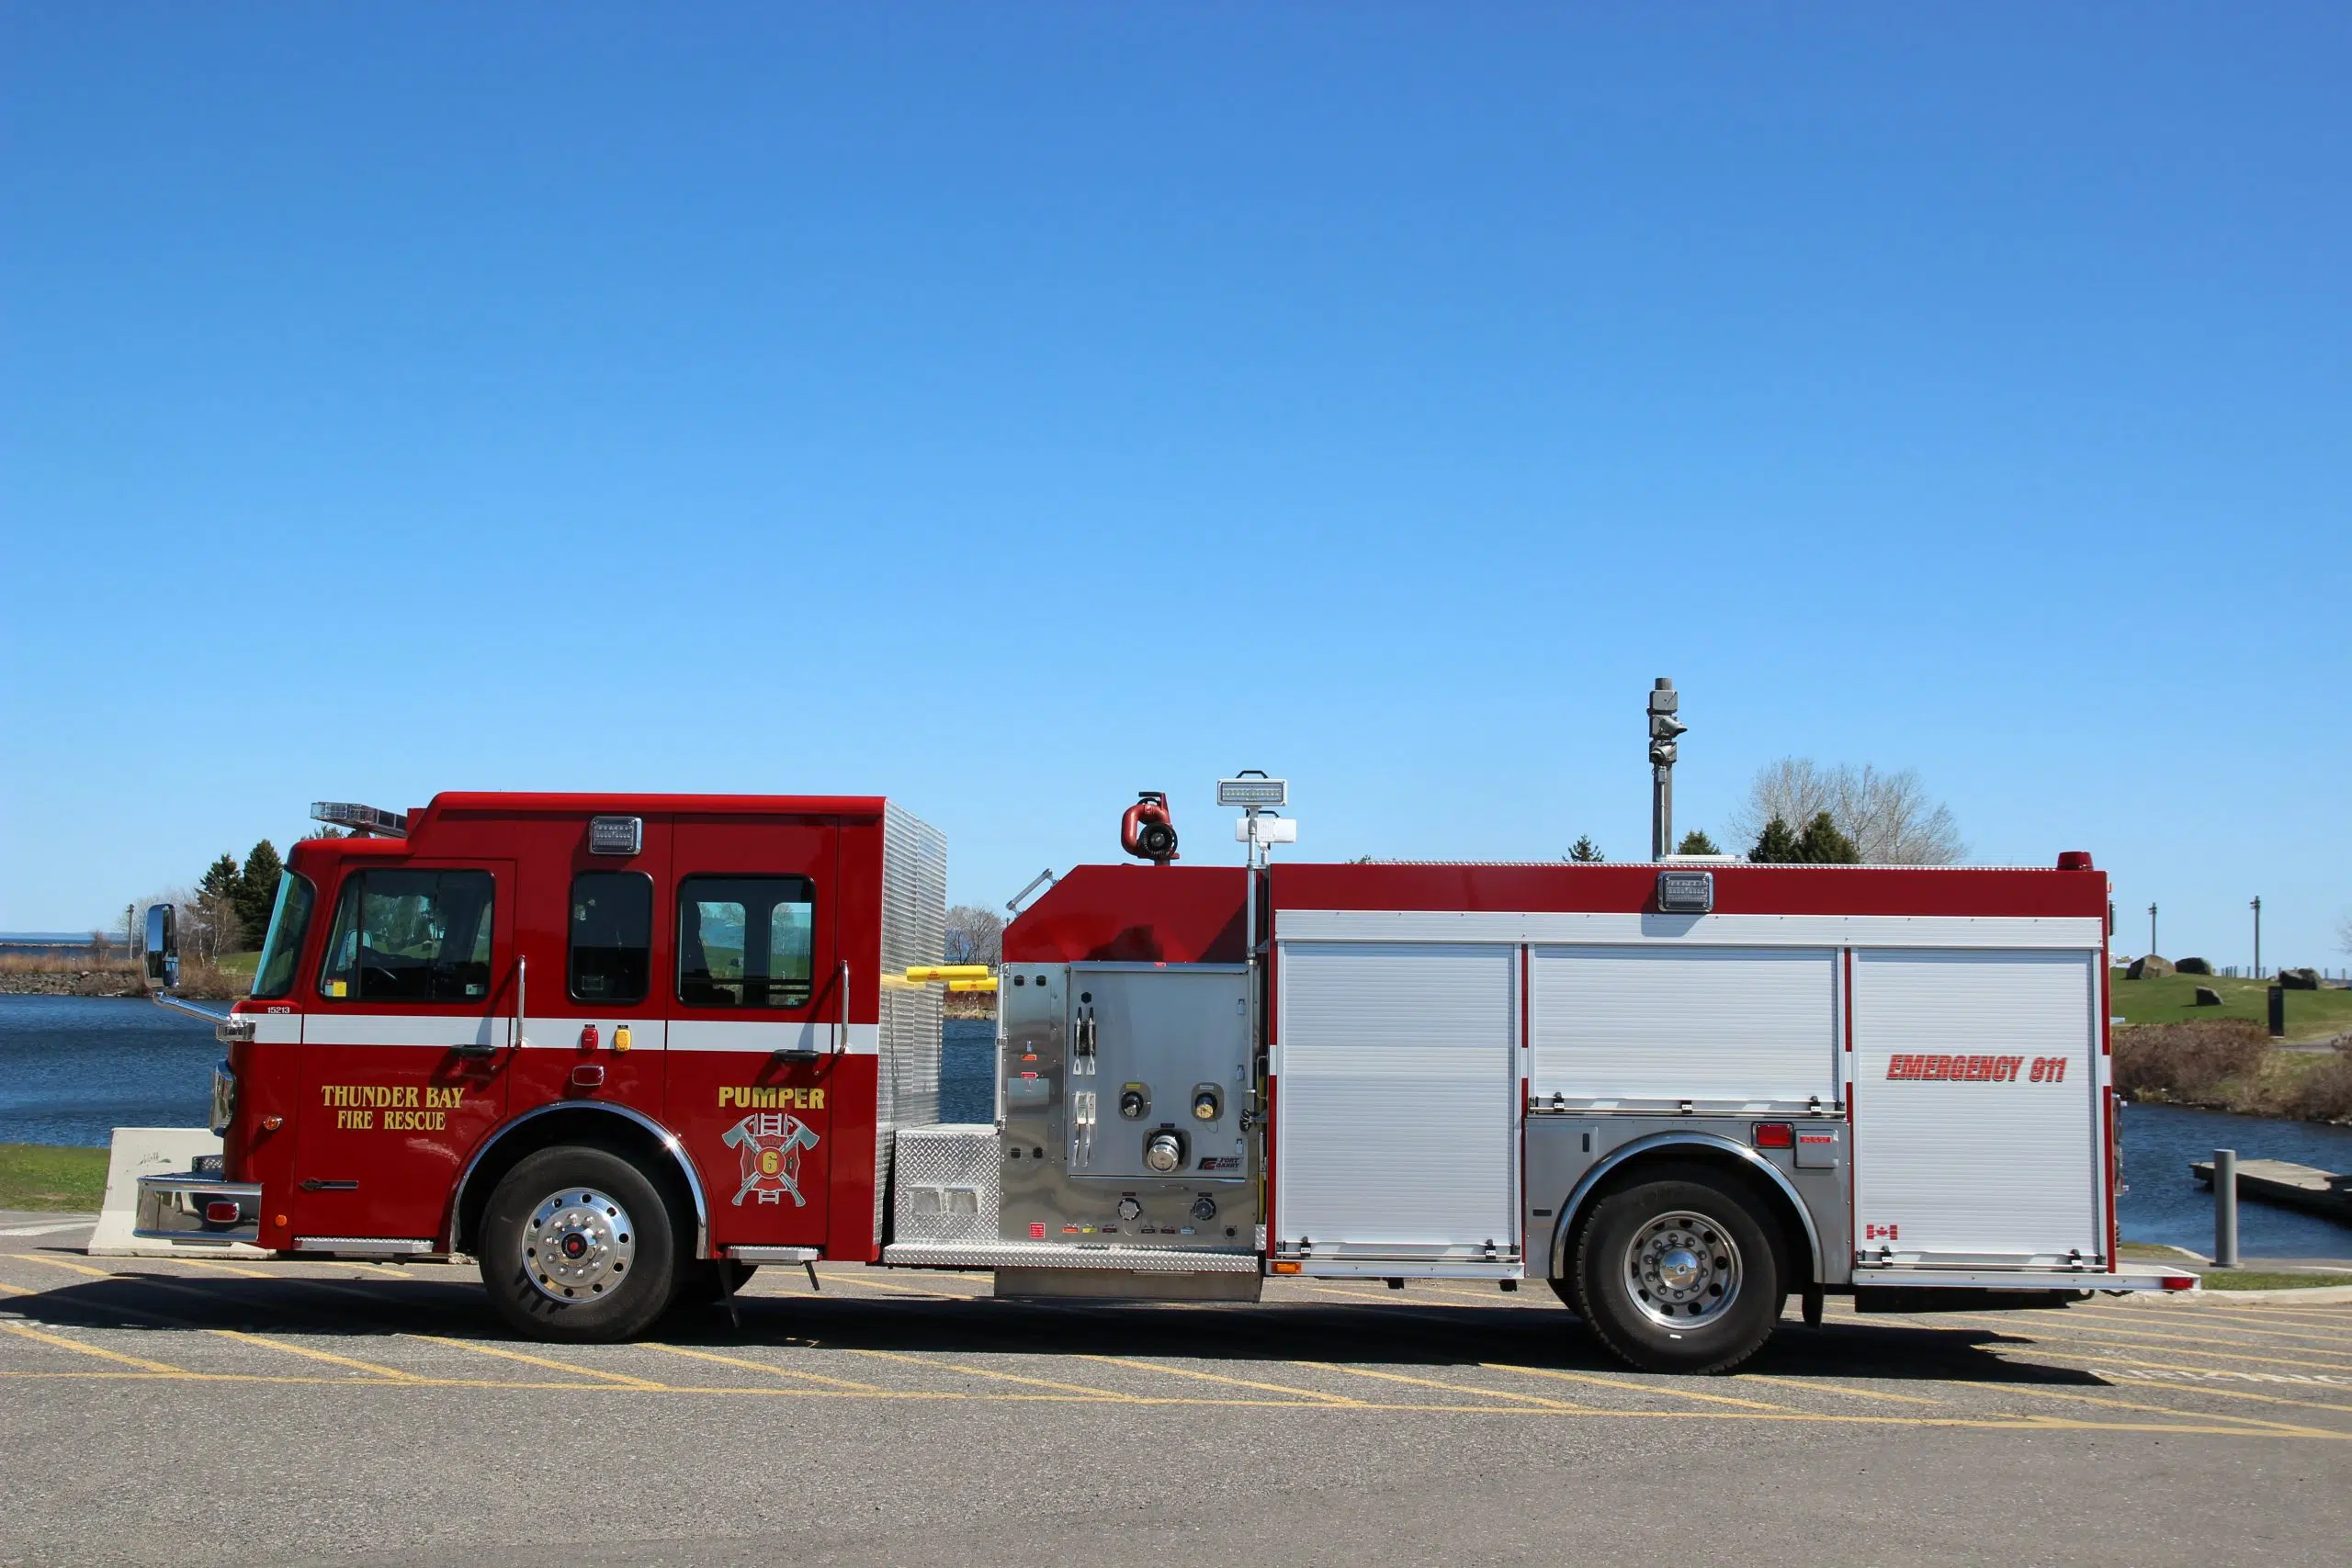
[1072,1090,1096,1167]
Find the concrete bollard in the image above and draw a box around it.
[2212,1147,2239,1269]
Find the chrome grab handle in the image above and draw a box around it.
[834,959,850,1056]
[514,954,527,1052]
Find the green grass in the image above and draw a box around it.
[2110,970,2352,1042]
[2197,1269,2352,1292]
[0,1143,107,1211]
[215,950,259,979]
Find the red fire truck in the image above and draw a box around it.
[139,784,2191,1374]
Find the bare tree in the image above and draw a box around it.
[2338,912,2352,958]
[944,904,1004,968]
[1729,759,1964,865]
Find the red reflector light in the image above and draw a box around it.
[2162,1275,2198,1291]
[1751,1122,1794,1149]
[204,1201,242,1224]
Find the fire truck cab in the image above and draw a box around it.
[141,786,2191,1373]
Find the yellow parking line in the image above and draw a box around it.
[822,1274,979,1298]
[639,1343,884,1392]
[1080,1355,1365,1405]
[1310,1362,1592,1410]
[210,1330,420,1382]
[844,1346,1139,1400]
[1732,1372,1942,1405]
[1490,1362,1798,1412]
[161,1257,277,1281]
[1,1319,188,1374]
[7,1253,115,1278]
[410,1336,671,1390]
[4,1266,418,1382]
[1953,1379,2333,1437]
[2064,1303,2352,1348]
[2098,1372,2352,1420]
[1940,1314,2352,1375]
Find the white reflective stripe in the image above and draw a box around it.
[515,1019,668,1052]
[245,1013,302,1045]
[301,1013,511,1049]
[666,1020,880,1055]
[1276,910,2106,951]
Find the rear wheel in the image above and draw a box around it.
[1574,1171,1780,1374]
[480,1145,684,1343]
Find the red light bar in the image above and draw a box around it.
[1751,1122,1794,1150]
[204,1201,242,1224]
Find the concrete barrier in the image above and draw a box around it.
[85,1127,275,1258]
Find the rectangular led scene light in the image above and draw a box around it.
[1217,777,1287,807]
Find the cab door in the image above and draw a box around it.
[507,818,673,1150]
[665,817,840,1253]
[294,860,515,1244]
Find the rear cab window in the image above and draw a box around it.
[570,872,653,1005]
[318,869,496,1003]
[678,874,815,1008]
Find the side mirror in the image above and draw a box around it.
[144,903,178,990]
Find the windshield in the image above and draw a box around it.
[249,873,316,999]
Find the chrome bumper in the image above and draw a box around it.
[135,1172,263,1245]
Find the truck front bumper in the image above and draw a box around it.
[135,1173,263,1246]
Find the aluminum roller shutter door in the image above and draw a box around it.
[1274,942,1518,1255]
[1529,945,1838,1106]
[1851,949,2103,1264]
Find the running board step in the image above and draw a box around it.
[882,1240,1260,1273]
[1853,1268,2198,1292]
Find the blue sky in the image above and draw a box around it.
[3,6,2346,967]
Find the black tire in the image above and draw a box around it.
[1574,1169,1781,1375]
[479,1145,684,1343]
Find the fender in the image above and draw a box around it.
[447,1101,712,1260]
[1548,1130,1824,1286]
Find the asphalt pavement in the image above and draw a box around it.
[4,1217,2348,1568]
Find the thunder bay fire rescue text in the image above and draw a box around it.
[135,780,2191,1374]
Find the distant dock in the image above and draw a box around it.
[2192,1157,2352,1224]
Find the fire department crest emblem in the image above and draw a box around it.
[721,1111,820,1207]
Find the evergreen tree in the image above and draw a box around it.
[1798,811,1862,864]
[1749,816,1804,863]
[198,853,241,962]
[1566,836,1605,863]
[1676,829,1720,855]
[234,840,285,950]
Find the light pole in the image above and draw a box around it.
[2148,903,2158,958]
[1647,678,1685,860]
[2250,897,2261,978]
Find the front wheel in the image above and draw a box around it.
[479,1145,684,1343]
[1574,1172,1780,1374]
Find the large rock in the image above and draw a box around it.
[2126,955,2174,980]
[2176,956,2213,976]
[2278,967,2322,990]
[2193,985,2224,1007]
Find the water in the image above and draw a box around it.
[7,1000,2348,1261]
[2118,1100,2352,1261]
[0,996,223,1145]
[940,1016,996,1124]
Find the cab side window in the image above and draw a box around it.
[678,875,815,1008]
[570,872,652,1005]
[318,870,496,1003]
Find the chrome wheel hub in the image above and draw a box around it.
[523,1188,636,1303]
[1623,1211,1741,1329]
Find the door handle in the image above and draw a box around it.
[834,958,851,1056]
